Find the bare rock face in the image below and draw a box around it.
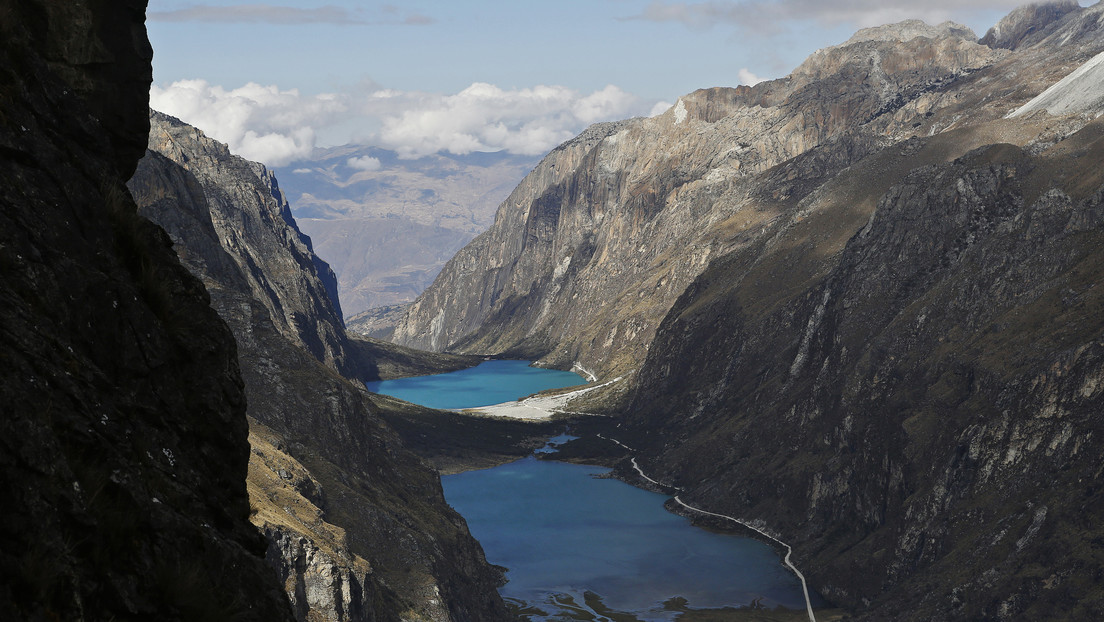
[129,115,509,622]
[0,1,294,619]
[390,20,1009,380]
[980,0,1081,50]
[248,426,376,622]
[144,111,360,379]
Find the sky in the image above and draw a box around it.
[146,1,1066,166]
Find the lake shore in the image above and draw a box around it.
[461,376,623,420]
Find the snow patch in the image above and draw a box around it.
[429,308,446,350]
[673,99,688,124]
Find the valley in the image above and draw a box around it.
[272,146,539,323]
[382,3,1104,620]
[4,1,1104,621]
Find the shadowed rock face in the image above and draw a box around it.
[142,111,358,379]
[129,113,510,622]
[625,132,1104,620]
[0,1,294,620]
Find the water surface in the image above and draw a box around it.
[443,457,812,620]
[364,359,584,409]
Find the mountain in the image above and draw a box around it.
[390,18,1025,377]
[129,111,506,621]
[273,146,538,319]
[392,4,1100,381]
[390,2,1104,619]
[0,1,294,619]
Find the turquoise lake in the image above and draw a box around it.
[364,359,585,409]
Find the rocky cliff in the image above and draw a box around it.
[392,17,1022,378]
[0,1,293,619]
[618,5,1104,622]
[142,111,360,378]
[623,122,1104,621]
[391,2,1104,619]
[129,112,508,622]
[394,4,1104,387]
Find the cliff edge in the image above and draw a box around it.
[0,1,293,619]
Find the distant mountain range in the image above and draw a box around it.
[273,146,538,319]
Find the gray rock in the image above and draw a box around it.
[129,114,510,622]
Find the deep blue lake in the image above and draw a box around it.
[377,361,812,619]
[443,458,811,620]
[364,359,585,409]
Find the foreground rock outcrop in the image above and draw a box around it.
[0,1,293,619]
[129,112,508,622]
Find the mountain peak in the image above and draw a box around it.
[839,18,976,47]
[980,0,1081,50]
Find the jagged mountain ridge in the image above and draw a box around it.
[129,112,508,622]
[390,9,1099,381]
[388,2,1104,620]
[144,111,359,378]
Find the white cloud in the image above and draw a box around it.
[738,68,765,85]
[347,155,382,171]
[148,4,437,26]
[292,168,313,174]
[628,1,1023,30]
[150,79,347,165]
[649,101,674,116]
[149,5,366,24]
[151,79,660,162]
[369,82,651,158]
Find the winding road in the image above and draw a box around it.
[599,434,817,622]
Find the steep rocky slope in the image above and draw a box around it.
[615,6,1104,622]
[143,111,359,377]
[129,113,509,622]
[391,20,1006,375]
[393,4,1104,391]
[391,2,1104,620]
[0,1,293,619]
[621,116,1104,619]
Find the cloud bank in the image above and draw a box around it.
[149,4,366,24]
[151,80,656,165]
[738,68,765,85]
[150,80,348,165]
[374,83,644,158]
[629,0,1019,30]
[148,4,435,26]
